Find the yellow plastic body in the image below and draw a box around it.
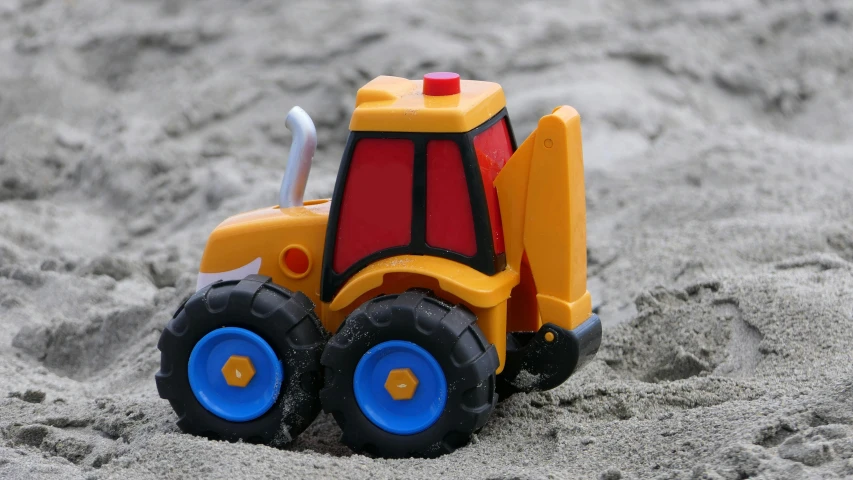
[196,76,593,376]
[198,200,331,307]
[349,76,506,133]
[495,106,592,330]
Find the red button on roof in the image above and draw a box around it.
[423,72,461,96]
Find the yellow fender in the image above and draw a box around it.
[327,255,519,372]
[329,255,519,311]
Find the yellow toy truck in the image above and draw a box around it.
[155,72,601,458]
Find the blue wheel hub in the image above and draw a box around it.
[353,340,447,435]
[188,327,283,422]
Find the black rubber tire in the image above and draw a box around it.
[155,275,326,446]
[320,290,499,458]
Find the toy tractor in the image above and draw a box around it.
[155,72,601,458]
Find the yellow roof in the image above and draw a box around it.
[349,76,506,133]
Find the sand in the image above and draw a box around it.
[1,0,852,478]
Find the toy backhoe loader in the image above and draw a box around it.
[155,72,601,458]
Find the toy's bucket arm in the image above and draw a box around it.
[495,106,592,331]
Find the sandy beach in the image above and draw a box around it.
[1,0,852,478]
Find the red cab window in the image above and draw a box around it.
[333,138,414,273]
[473,118,513,254]
[426,140,477,256]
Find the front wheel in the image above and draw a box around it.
[320,290,499,458]
[155,275,326,446]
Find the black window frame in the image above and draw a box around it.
[320,108,518,302]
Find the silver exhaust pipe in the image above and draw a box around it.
[279,106,317,208]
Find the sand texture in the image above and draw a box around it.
[1,0,853,478]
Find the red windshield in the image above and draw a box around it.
[473,118,513,254]
[426,140,477,256]
[333,138,414,273]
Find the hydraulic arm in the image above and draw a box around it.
[495,106,593,331]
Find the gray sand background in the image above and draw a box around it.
[1,0,853,478]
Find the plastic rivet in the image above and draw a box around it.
[544,331,555,343]
[384,368,419,400]
[221,355,256,387]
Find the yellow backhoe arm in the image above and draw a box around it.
[495,106,592,331]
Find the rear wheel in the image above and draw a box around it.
[155,275,326,446]
[320,290,498,458]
